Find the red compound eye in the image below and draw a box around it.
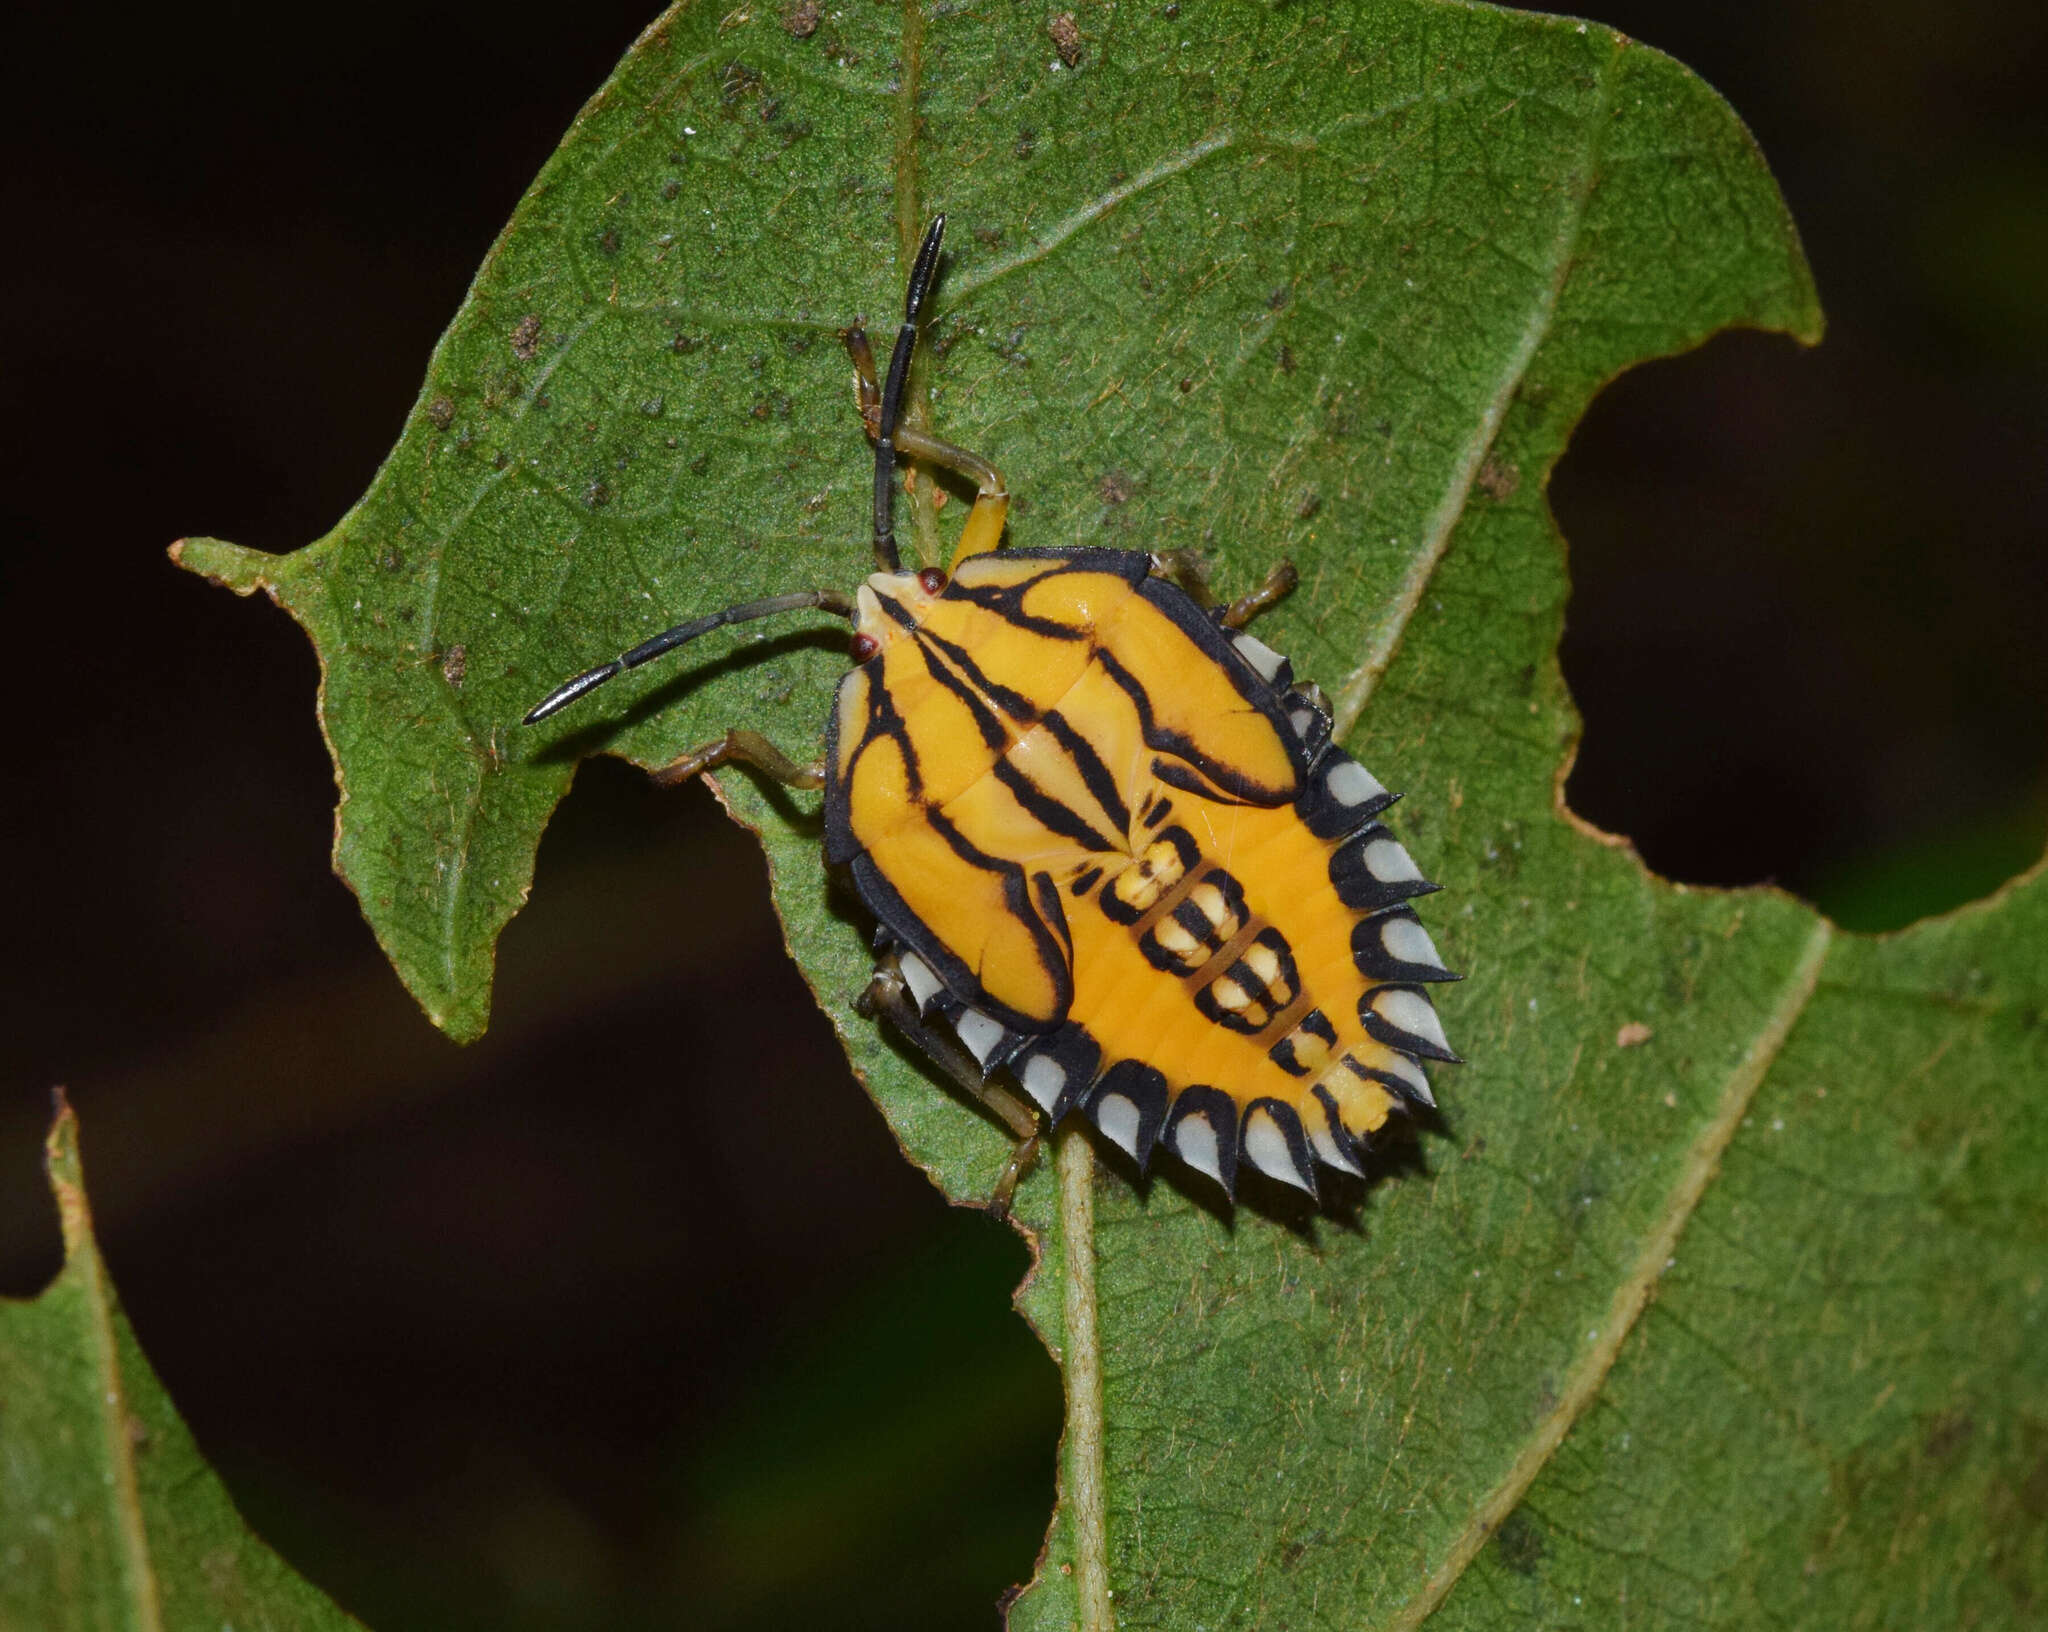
[851,632,881,663]
[917,567,947,595]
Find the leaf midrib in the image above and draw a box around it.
[51,1106,166,1632]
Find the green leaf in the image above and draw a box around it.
[0,1097,366,1632]
[170,0,2048,1625]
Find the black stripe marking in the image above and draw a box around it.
[915,624,1043,726]
[911,631,1011,752]
[1036,706,1134,839]
[1091,644,1287,804]
[991,756,1124,851]
[904,803,1074,1027]
[1268,1007,1336,1077]
[1311,1082,1371,1163]
[1031,870,1075,964]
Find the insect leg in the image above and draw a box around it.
[844,324,883,435]
[846,322,1010,565]
[651,729,827,790]
[858,954,1043,1216]
[1149,550,1219,607]
[888,424,1010,567]
[1219,559,1300,629]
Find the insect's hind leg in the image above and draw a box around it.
[651,729,826,790]
[858,954,1043,1217]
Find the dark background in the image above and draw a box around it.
[3,2,2043,1627]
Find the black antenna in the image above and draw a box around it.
[523,589,856,725]
[871,215,947,572]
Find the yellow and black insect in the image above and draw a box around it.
[527,219,1457,1205]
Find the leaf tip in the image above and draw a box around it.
[42,1087,92,1257]
[169,535,286,597]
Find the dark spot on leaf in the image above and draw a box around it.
[1048,13,1083,67]
[661,179,680,201]
[672,332,701,354]
[1295,488,1321,520]
[380,547,406,574]
[1098,470,1135,505]
[599,228,620,256]
[783,0,820,37]
[584,481,611,509]
[1178,377,1193,392]
[492,452,510,471]
[511,314,542,361]
[1268,285,1291,310]
[974,224,1003,246]
[441,644,467,688]
[425,396,455,431]
[1162,1,1179,15]
[1923,1410,1975,1461]
[1015,125,1037,160]
[1493,1508,1545,1576]
[1279,344,1296,373]
[720,61,764,110]
[1280,1539,1306,1568]
[781,332,816,357]
[641,396,664,417]
[1477,455,1521,500]
[690,452,711,475]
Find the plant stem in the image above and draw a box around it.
[1059,1129,1113,1630]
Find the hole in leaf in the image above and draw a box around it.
[1553,329,2048,930]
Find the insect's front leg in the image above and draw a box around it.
[892,424,1010,566]
[842,325,1010,567]
[651,729,826,790]
[858,954,1043,1217]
